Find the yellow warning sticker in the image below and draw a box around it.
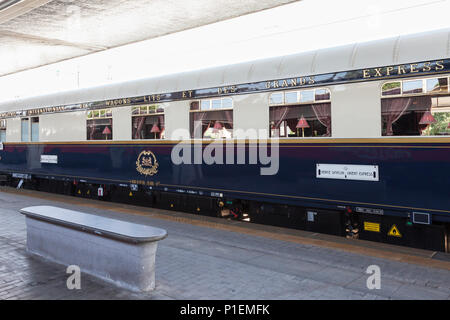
[388,224,402,237]
[129,191,133,197]
[364,221,380,232]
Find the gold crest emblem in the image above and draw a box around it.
[136,150,159,176]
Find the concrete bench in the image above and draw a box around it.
[20,205,167,292]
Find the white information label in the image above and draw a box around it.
[0,142,3,150]
[12,173,31,179]
[40,155,58,164]
[316,164,379,181]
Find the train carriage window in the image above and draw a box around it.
[315,89,331,101]
[382,82,401,96]
[426,77,448,93]
[190,101,200,111]
[300,90,314,103]
[285,91,298,104]
[131,104,165,140]
[381,76,450,136]
[201,100,211,110]
[269,88,331,138]
[87,108,112,140]
[0,119,6,142]
[21,118,29,142]
[269,93,284,105]
[222,97,233,109]
[402,80,423,95]
[31,117,39,142]
[190,98,233,139]
[211,99,222,109]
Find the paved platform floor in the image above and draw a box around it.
[0,189,449,300]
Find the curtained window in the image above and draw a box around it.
[269,103,331,137]
[381,76,450,136]
[131,105,165,139]
[268,88,331,138]
[86,108,113,140]
[132,115,165,139]
[381,97,414,136]
[381,96,431,136]
[87,118,112,140]
[190,99,233,138]
[381,95,450,136]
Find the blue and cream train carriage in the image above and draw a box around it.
[0,29,449,251]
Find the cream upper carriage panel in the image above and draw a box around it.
[351,37,398,70]
[61,85,107,107]
[0,28,450,142]
[277,51,316,79]
[395,29,450,66]
[246,56,283,83]
[194,66,226,92]
[132,77,160,97]
[311,44,381,138]
[312,44,356,76]
[197,62,274,137]
[39,111,87,142]
[223,62,255,87]
[0,27,448,114]
[109,78,158,142]
[0,29,446,114]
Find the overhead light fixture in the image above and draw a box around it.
[0,0,22,12]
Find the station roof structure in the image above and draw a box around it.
[0,0,297,77]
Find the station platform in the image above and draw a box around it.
[0,187,449,300]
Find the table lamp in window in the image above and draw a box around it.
[296,115,309,137]
[102,126,111,140]
[419,111,436,135]
[151,124,160,139]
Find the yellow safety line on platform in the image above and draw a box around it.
[2,187,449,271]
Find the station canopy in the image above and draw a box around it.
[0,0,297,77]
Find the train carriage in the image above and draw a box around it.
[0,29,449,252]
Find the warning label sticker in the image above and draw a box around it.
[364,221,380,232]
[388,224,402,237]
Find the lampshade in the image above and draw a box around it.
[151,124,161,133]
[296,115,310,128]
[419,111,436,125]
[102,126,111,135]
[447,122,450,129]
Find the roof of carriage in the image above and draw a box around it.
[1,27,449,112]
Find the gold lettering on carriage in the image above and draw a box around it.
[136,150,159,176]
[217,86,237,95]
[362,60,445,78]
[105,98,132,106]
[265,76,315,89]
